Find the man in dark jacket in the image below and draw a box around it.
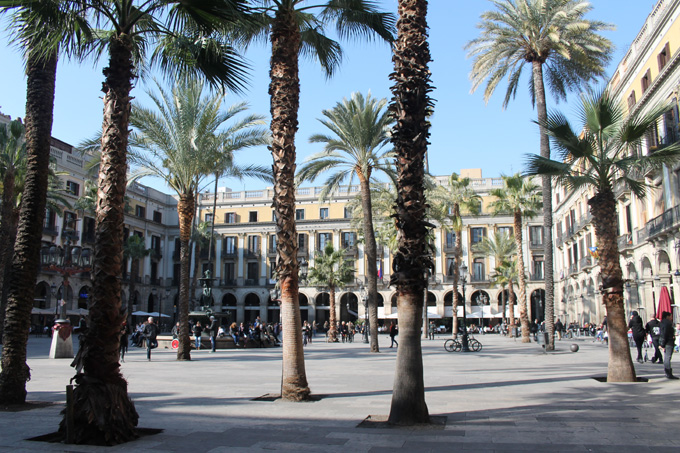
[206,316,218,353]
[143,317,159,361]
[628,311,646,363]
[659,311,678,379]
[645,315,663,363]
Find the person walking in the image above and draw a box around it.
[628,311,646,364]
[206,316,218,353]
[142,317,159,361]
[428,321,435,340]
[645,315,663,364]
[659,311,678,379]
[555,318,564,340]
[193,321,203,350]
[120,322,129,363]
[389,321,398,348]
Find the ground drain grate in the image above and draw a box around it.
[357,415,447,430]
[252,393,325,402]
[591,376,649,382]
[27,427,163,444]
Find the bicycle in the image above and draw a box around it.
[444,339,462,352]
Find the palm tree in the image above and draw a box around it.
[297,92,395,352]
[387,0,432,426]
[307,243,355,342]
[466,0,613,351]
[123,235,151,315]
[490,259,518,325]
[0,0,90,406]
[429,173,481,337]
[473,232,518,329]
[489,174,541,343]
[236,0,394,402]
[525,89,680,382]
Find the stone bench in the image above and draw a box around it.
[155,335,279,350]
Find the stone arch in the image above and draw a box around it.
[530,289,545,323]
[626,262,638,281]
[341,292,358,321]
[426,291,436,307]
[470,290,490,306]
[222,293,237,306]
[34,281,50,309]
[244,293,260,324]
[315,292,330,326]
[641,256,653,278]
[657,250,671,275]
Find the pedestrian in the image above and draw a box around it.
[206,316,218,353]
[389,321,398,348]
[193,321,203,350]
[142,317,159,361]
[428,320,435,340]
[120,322,129,362]
[645,315,663,363]
[555,318,563,340]
[171,322,180,339]
[628,311,646,363]
[659,311,678,379]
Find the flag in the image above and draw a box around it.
[588,246,599,260]
[377,260,383,280]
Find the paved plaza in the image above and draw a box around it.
[1,333,679,452]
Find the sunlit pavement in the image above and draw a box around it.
[1,333,679,452]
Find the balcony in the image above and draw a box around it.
[617,233,635,252]
[529,241,543,250]
[81,232,95,245]
[244,278,258,286]
[342,246,358,257]
[43,225,59,237]
[642,204,680,241]
[579,255,594,272]
[530,273,544,281]
[568,263,579,277]
[245,249,260,259]
[443,242,455,252]
[267,247,277,257]
[221,278,237,287]
[222,249,237,259]
[199,246,215,260]
[297,248,309,258]
[61,229,80,242]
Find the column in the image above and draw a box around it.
[308,230,316,268]
[259,233,266,286]
[434,229,443,280]
[215,236,222,280]
[237,233,245,285]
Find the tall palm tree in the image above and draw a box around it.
[387,0,432,426]
[489,174,541,342]
[429,173,481,338]
[307,243,355,342]
[466,0,613,351]
[490,259,518,325]
[297,91,395,352]
[236,0,394,401]
[473,232,518,329]
[0,0,90,406]
[525,89,680,382]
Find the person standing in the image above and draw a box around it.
[193,321,203,350]
[120,322,129,363]
[645,315,663,364]
[389,321,398,348]
[555,318,564,340]
[143,317,159,361]
[628,311,646,364]
[171,322,180,339]
[206,316,218,353]
[659,311,678,379]
[428,321,435,340]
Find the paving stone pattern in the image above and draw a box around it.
[1,334,679,452]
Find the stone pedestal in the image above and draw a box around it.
[49,319,74,359]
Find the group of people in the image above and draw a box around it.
[170,316,281,349]
[628,311,679,379]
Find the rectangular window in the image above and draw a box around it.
[497,226,513,237]
[82,217,95,243]
[320,208,329,219]
[249,211,258,222]
[445,232,456,248]
[317,232,332,251]
[224,212,236,224]
[532,258,544,280]
[153,211,162,223]
[344,207,352,219]
[150,261,158,283]
[470,227,486,244]
[446,257,456,276]
[63,211,77,231]
[223,236,237,255]
[151,235,161,255]
[44,208,56,229]
[247,262,259,282]
[472,258,485,281]
[224,262,235,284]
[269,234,277,252]
[529,226,543,246]
[658,42,670,71]
[298,233,307,250]
[247,235,260,254]
[341,232,356,248]
[205,213,213,223]
[66,180,80,196]
[272,210,277,222]
[295,209,305,220]
[269,259,277,279]
[627,91,636,110]
[135,205,146,219]
[641,69,651,94]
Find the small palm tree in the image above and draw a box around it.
[489,174,541,343]
[429,173,481,337]
[298,91,395,353]
[236,0,394,401]
[123,235,151,314]
[490,259,519,326]
[307,244,355,342]
[467,0,614,352]
[525,89,680,382]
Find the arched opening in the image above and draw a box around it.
[531,289,545,323]
[315,293,330,326]
[147,292,155,314]
[221,293,237,325]
[34,282,49,309]
[299,293,309,323]
[341,292,358,322]
[469,290,490,328]
[244,293,260,325]
[426,291,436,307]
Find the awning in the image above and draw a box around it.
[377,307,441,319]
[147,311,170,318]
[31,308,55,315]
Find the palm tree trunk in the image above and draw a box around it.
[359,176,380,352]
[270,6,310,401]
[532,61,555,351]
[208,174,219,265]
[328,286,338,342]
[451,204,462,339]
[0,50,57,404]
[177,194,194,361]
[515,211,530,343]
[388,0,431,426]
[501,285,507,326]
[0,168,16,339]
[129,259,138,310]
[63,37,139,444]
[190,193,200,309]
[589,190,635,382]
[508,279,516,331]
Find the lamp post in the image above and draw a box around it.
[360,285,369,344]
[459,263,470,352]
[422,269,429,340]
[41,240,92,320]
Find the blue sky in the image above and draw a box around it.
[0,0,659,193]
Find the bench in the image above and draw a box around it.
[155,335,279,350]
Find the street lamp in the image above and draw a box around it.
[360,285,369,344]
[459,263,471,352]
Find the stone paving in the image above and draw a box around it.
[1,333,679,452]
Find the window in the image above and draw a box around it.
[150,261,158,283]
[470,227,486,244]
[446,257,456,276]
[497,226,513,237]
[151,235,161,255]
[153,211,162,223]
[646,121,660,152]
[269,259,277,279]
[664,106,678,144]
[205,213,213,223]
[658,42,670,71]
[341,232,356,249]
[134,230,144,239]
[317,232,332,250]
[529,226,543,246]
[82,217,95,243]
[223,262,235,284]
[225,212,237,224]
[135,205,146,219]
[66,180,80,196]
[627,91,636,110]
[298,233,307,250]
[472,258,485,281]
[249,211,258,222]
[223,236,236,255]
[641,69,651,94]
[445,232,456,248]
[532,258,544,280]
[272,211,277,222]
[44,208,56,229]
[247,262,259,282]
[344,207,352,219]
[247,235,260,254]
[63,211,77,231]
[269,234,277,252]
[320,208,329,219]
[295,209,305,220]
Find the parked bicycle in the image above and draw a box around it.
[444,336,482,352]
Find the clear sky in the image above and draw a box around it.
[0,0,660,193]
